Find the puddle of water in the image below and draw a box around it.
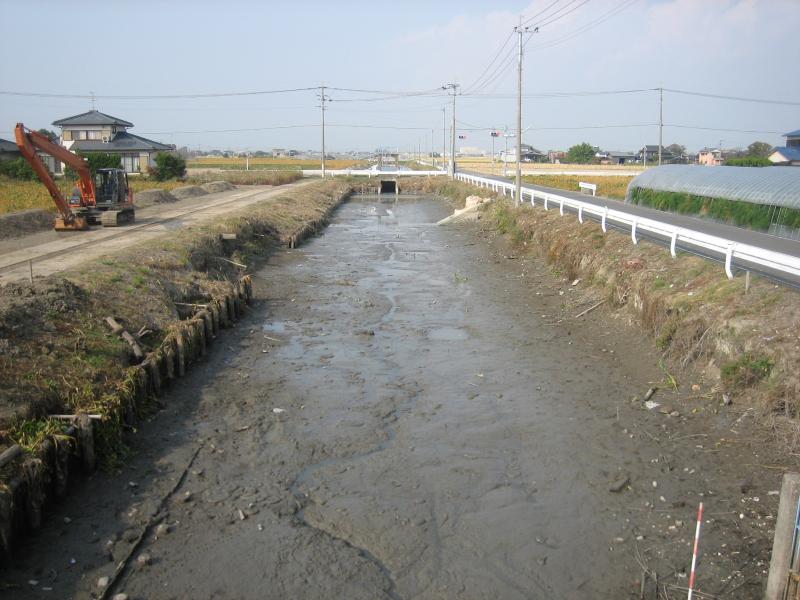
[426,326,470,341]
[261,321,286,333]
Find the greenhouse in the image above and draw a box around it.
[625,165,800,239]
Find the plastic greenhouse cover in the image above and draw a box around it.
[626,165,800,209]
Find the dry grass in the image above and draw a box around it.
[523,174,634,200]
[187,157,365,170]
[456,157,646,175]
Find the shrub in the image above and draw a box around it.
[150,152,186,181]
[0,157,36,180]
[724,157,772,167]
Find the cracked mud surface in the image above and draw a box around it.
[2,195,783,599]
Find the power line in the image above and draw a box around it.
[138,123,441,135]
[463,87,657,98]
[455,120,657,131]
[535,0,592,29]
[666,124,787,135]
[664,88,800,107]
[0,87,320,100]
[522,0,565,25]
[462,30,515,94]
[528,0,637,51]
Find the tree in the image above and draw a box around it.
[65,151,122,178]
[565,142,596,164]
[747,141,772,159]
[665,144,686,157]
[150,152,186,181]
[36,128,58,142]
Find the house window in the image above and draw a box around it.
[87,130,102,140]
[121,155,140,173]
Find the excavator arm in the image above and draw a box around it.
[14,123,95,229]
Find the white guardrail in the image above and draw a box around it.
[302,169,447,177]
[455,172,800,282]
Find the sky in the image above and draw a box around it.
[1,0,798,154]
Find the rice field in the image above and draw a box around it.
[522,174,633,200]
[187,157,365,171]
[0,178,187,215]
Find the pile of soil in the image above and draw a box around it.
[171,185,208,200]
[0,209,54,239]
[134,189,177,208]
[201,181,236,194]
[0,278,89,421]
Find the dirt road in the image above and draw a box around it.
[0,181,310,285]
[2,194,781,599]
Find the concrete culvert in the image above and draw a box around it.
[379,180,398,195]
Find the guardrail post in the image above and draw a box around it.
[725,243,735,279]
[530,191,535,207]
[631,218,638,245]
[544,195,549,211]
[578,205,583,223]
[670,231,678,257]
[559,198,564,216]
[601,207,607,232]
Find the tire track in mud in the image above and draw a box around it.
[287,258,422,600]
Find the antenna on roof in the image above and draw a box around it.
[90,91,96,111]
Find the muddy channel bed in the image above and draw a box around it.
[2,194,782,599]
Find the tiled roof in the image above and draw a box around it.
[53,110,134,127]
[69,132,173,152]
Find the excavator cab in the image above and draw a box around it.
[94,169,129,205]
[90,168,135,227]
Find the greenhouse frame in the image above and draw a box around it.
[625,165,800,238]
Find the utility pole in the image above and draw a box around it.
[658,87,663,166]
[319,85,331,177]
[442,83,459,178]
[514,18,535,208]
[431,128,434,169]
[442,107,446,171]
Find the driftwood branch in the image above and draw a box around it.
[0,444,23,469]
[104,317,144,362]
[575,299,606,319]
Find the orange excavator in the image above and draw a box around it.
[14,123,135,231]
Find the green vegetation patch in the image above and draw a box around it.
[629,186,800,232]
[721,353,773,391]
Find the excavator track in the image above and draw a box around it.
[101,209,135,227]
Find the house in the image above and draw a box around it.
[596,150,637,165]
[500,143,546,163]
[52,110,174,173]
[548,150,566,163]
[608,151,637,165]
[0,138,20,161]
[0,136,60,173]
[769,129,800,166]
[697,148,724,166]
[636,145,675,164]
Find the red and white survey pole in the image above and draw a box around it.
[687,502,704,600]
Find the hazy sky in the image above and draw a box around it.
[1,0,798,154]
